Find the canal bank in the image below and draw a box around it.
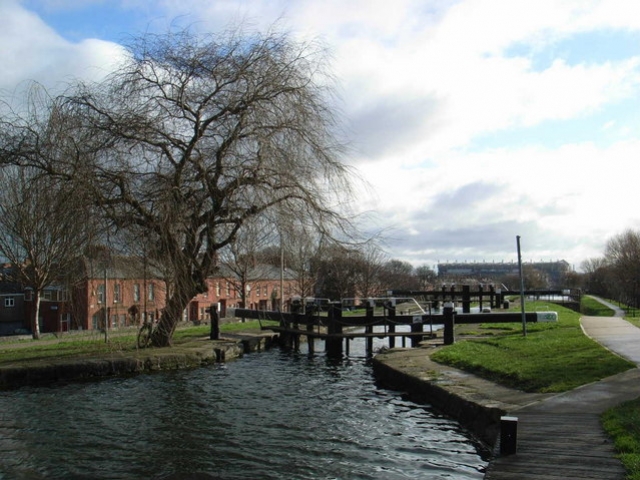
[371,345,552,449]
[373,309,640,480]
[0,331,277,390]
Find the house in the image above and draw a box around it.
[71,255,166,331]
[187,264,298,322]
[0,254,300,335]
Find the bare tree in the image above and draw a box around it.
[218,216,277,311]
[414,265,437,290]
[0,28,353,346]
[0,166,94,338]
[605,229,640,308]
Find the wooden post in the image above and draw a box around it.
[478,284,484,312]
[462,285,471,313]
[326,302,343,358]
[208,306,220,341]
[443,302,455,345]
[410,319,423,347]
[500,416,518,455]
[387,300,396,348]
[365,302,374,356]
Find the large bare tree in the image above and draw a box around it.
[2,28,352,346]
[0,167,94,338]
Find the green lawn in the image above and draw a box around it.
[581,295,615,316]
[602,398,640,480]
[431,301,635,393]
[0,320,276,366]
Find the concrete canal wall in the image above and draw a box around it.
[0,333,278,390]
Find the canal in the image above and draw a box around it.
[0,339,488,479]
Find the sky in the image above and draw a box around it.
[2,0,640,271]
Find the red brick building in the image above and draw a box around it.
[187,264,298,322]
[0,257,300,335]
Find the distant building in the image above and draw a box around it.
[437,260,571,288]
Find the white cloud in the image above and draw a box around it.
[5,0,640,268]
[0,1,126,97]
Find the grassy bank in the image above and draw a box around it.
[431,301,635,393]
[603,398,640,480]
[0,320,274,367]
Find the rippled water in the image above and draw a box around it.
[0,340,487,479]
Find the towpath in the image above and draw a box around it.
[484,297,640,479]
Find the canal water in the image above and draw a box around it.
[0,339,488,479]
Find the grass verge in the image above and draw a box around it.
[0,320,275,367]
[581,296,615,316]
[602,398,640,480]
[431,301,635,393]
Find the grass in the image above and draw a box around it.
[581,295,615,316]
[602,398,640,480]
[0,320,276,367]
[431,301,635,393]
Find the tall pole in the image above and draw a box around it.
[517,235,526,337]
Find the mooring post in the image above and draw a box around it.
[208,306,220,341]
[500,416,518,455]
[387,299,396,348]
[443,302,455,345]
[410,319,423,347]
[326,302,343,358]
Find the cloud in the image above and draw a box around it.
[0,1,126,97]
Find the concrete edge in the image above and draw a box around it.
[371,355,503,452]
[0,333,279,391]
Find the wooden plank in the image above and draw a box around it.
[262,325,433,339]
[485,411,625,480]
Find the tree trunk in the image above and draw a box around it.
[150,289,193,347]
[31,291,41,340]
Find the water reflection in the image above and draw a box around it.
[0,343,487,479]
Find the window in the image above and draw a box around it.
[216,282,220,296]
[256,285,260,297]
[263,286,268,297]
[113,284,121,303]
[225,282,230,297]
[4,297,14,308]
[97,284,105,304]
[133,284,140,302]
[148,283,155,301]
[43,290,53,301]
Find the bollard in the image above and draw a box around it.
[214,348,225,363]
[443,302,455,345]
[500,416,518,455]
[208,307,220,340]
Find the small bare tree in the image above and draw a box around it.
[0,166,94,338]
[218,216,277,311]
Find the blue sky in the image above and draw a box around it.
[3,0,640,271]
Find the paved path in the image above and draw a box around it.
[484,297,640,479]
